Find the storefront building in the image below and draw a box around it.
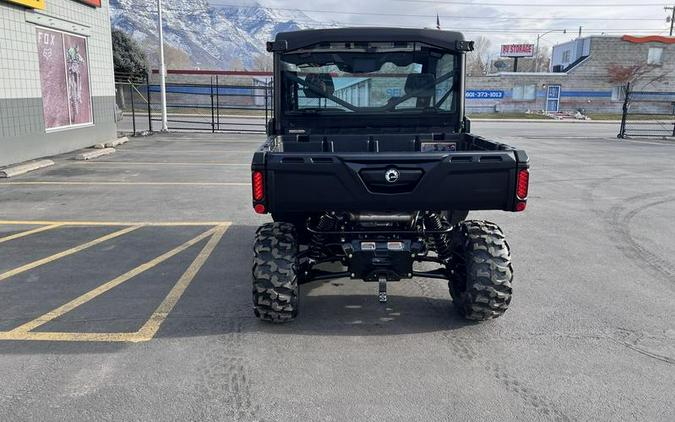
[467,35,675,115]
[0,0,116,167]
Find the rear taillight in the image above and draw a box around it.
[515,168,529,212]
[516,169,529,200]
[252,171,264,201]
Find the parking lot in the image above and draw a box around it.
[0,121,674,421]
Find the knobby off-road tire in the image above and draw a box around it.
[252,222,299,323]
[449,220,513,321]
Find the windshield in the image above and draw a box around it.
[280,43,458,115]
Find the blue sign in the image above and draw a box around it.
[466,90,504,99]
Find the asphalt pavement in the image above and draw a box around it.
[0,121,673,421]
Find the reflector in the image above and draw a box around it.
[516,169,529,200]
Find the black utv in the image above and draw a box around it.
[250,28,529,323]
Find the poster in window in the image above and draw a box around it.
[37,28,70,129]
[63,34,92,125]
[36,28,93,130]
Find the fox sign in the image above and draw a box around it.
[501,44,535,58]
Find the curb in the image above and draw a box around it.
[105,136,129,148]
[76,148,116,161]
[0,159,55,178]
[94,136,129,149]
[470,118,622,124]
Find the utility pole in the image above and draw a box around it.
[578,26,582,38]
[157,0,169,132]
[666,6,675,36]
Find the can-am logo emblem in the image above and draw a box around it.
[384,168,400,183]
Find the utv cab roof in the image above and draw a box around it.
[268,28,474,53]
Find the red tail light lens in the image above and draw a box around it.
[516,169,529,200]
[254,204,266,214]
[252,171,264,201]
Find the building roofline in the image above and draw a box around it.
[622,35,675,44]
[491,72,567,76]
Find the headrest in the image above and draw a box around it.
[405,73,435,97]
[303,73,335,98]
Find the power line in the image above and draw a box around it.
[210,3,665,21]
[127,5,668,35]
[391,0,668,7]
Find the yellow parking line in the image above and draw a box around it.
[0,181,250,186]
[0,224,62,244]
[6,226,220,335]
[0,331,146,343]
[117,149,254,154]
[136,224,229,340]
[75,161,249,166]
[0,226,141,282]
[0,220,231,226]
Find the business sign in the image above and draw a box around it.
[4,0,45,9]
[37,28,93,130]
[73,0,101,7]
[501,44,535,58]
[466,90,504,99]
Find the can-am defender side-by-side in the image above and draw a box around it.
[250,28,529,323]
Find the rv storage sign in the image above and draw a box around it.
[501,44,535,58]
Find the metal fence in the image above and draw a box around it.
[114,73,154,134]
[114,71,271,135]
[618,89,675,139]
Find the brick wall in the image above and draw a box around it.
[0,0,116,167]
[466,36,675,115]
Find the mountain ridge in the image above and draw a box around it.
[109,0,324,70]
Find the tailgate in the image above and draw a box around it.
[260,151,524,213]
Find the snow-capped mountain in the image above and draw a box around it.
[109,0,325,69]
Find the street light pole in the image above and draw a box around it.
[535,29,567,72]
[157,0,168,132]
[666,6,675,36]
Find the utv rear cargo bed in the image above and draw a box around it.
[252,133,528,213]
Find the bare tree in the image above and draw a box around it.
[608,63,671,102]
[533,46,551,72]
[467,36,491,76]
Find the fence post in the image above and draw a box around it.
[129,83,136,135]
[618,82,630,139]
[210,76,215,134]
[146,73,153,133]
[216,75,220,131]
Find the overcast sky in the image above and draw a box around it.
[210,0,673,55]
